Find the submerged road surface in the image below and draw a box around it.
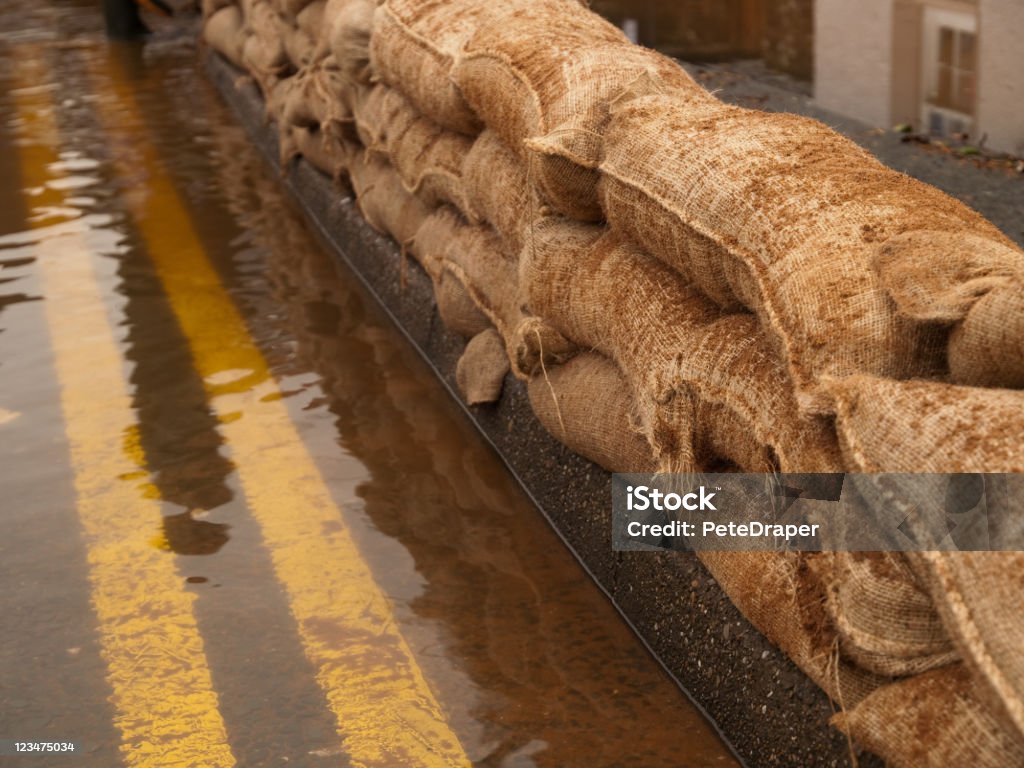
[0,3,739,766]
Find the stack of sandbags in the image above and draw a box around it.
[361,0,690,419]
[596,95,1024,407]
[453,4,688,220]
[368,0,493,134]
[519,220,842,473]
[351,85,474,213]
[588,97,1023,768]
[240,0,293,92]
[203,0,377,178]
[201,1,1024,764]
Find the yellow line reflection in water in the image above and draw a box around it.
[87,49,471,768]
[10,55,237,768]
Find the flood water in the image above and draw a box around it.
[0,4,739,766]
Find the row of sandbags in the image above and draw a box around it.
[201,1,1024,765]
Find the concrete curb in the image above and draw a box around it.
[203,51,881,768]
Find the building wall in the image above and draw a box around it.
[814,0,894,127]
[977,0,1024,154]
[889,0,923,127]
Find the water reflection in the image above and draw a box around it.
[0,288,41,313]
[0,119,40,329]
[41,40,238,516]
[157,509,231,556]
[0,5,739,764]
[194,85,736,766]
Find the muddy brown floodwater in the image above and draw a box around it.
[0,2,741,766]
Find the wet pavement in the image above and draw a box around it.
[0,3,739,767]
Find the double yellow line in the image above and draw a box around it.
[11,61,236,768]
[12,46,470,767]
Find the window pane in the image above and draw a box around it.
[937,65,953,107]
[939,27,954,65]
[957,72,976,114]
[959,31,977,72]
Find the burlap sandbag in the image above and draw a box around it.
[833,663,1024,768]
[238,0,258,20]
[874,226,1023,323]
[244,0,278,33]
[241,36,288,95]
[520,220,842,473]
[829,377,1024,737]
[204,6,247,69]
[351,83,417,154]
[949,286,1024,388]
[874,231,1024,389]
[328,0,375,85]
[906,551,1024,745]
[295,0,324,38]
[443,224,577,380]
[456,328,509,405]
[244,0,289,65]
[281,22,316,68]
[818,552,957,678]
[348,151,431,248]
[281,61,351,129]
[309,0,355,58]
[528,352,655,473]
[389,116,473,213]
[413,208,575,377]
[289,125,351,180]
[319,0,358,30]
[597,95,1015,413]
[241,0,293,95]
[433,267,491,339]
[462,130,542,255]
[368,0,492,134]
[264,74,293,123]
[418,211,519,341]
[408,204,455,280]
[827,375,1024,473]
[411,212,491,337]
[699,551,886,708]
[456,13,707,221]
[271,0,316,19]
[507,316,578,383]
[349,86,471,211]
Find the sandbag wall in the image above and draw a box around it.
[201,1,1024,764]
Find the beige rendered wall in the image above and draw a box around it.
[889,0,922,127]
[814,0,894,127]
[977,0,1024,154]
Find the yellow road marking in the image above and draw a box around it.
[88,52,471,767]
[10,57,237,767]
